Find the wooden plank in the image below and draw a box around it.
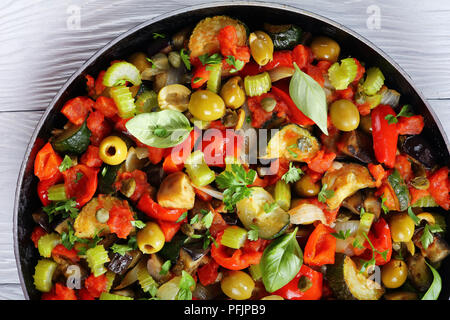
[0,0,450,114]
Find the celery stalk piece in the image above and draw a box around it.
[47,184,68,201]
[244,72,272,97]
[37,233,61,258]
[327,58,358,90]
[99,292,133,300]
[103,61,142,87]
[249,263,262,281]
[206,63,222,93]
[34,259,57,292]
[362,67,385,95]
[86,245,110,277]
[221,226,248,249]
[110,85,136,119]
[274,180,291,211]
[184,151,216,187]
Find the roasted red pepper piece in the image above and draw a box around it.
[61,96,94,126]
[304,64,325,87]
[304,223,336,266]
[197,259,220,286]
[34,142,62,181]
[80,145,103,168]
[371,104,398,168]
[201,129,243,167]
[41,283,77,300]
[157,218,186,242]
[163,129,198,172]
[397,115,424,135]
[394,154,413,182]
[306,148,336,174]
[191,64,210,89]
[218,25,250,63]
[51,244,80,263]
[84,273,108,298]
[262,50,293,71]
[211,232,265,270]
[37,172,63,206]
[107,204,134,239]
[209,211,228,237]
[93,96,118,118]
[273,264,323,300]
[78,288,95,300]
[428,166,450,210]
[137,193,186,222]
[62,164,98,208]
[357,217,392,265]
[31,226,47,248]
[87,110,112,146]
[368,163,387,188]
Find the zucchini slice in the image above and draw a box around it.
[387,169,410,211]
[326,253,384,300]
[236,187,290,239]
[263,23,302,50]
[264,124,320,162]
[188,16,247,58]
[52,120,91,155]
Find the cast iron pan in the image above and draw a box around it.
[13,2,450,300]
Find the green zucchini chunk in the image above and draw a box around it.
[264,23,302,50]
[52,121,91,155]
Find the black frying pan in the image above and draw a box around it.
[13,2,450,300]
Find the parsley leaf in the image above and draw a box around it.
[263,202,277,213]
[59,155,73,172]
[358,232,388,273]
[286,144,298,158]
[225,55,244,73]
[216,164,256,211]
[43,199,79,223]
[198,53,222,65]
[159,260,171,275]
[193,77,203,83]
[75,172,84,183]
[281,162,304,184]
[421,224,443,249]
[247,225,259,241]
[110,244,132,256]
[152,32,165,39]
[175,211,188,223]
[385,104,414,124]
[176,271,195,300]
[380,196,389,214]
[180,49,191,71]
[318,183,334,203]
[131,220,146,229]
[201,210,214,229]
[331,229,351,240]
[407,207,421,226]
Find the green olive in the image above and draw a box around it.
[136,222,165,254]
[128,52,152,73]
[294,175,320,197]
[359,114,372,133]
[261,295,284,300]
[249,31,274,66]
[384,291,418,300]
[381,259,408,289]
[221,271,255,300]
[330,99,360,131]
[188,90,226,121]
[389,213,415,242]
[310,36,340,62]
[220,77,246,109]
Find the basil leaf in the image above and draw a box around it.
[260,228,303,292]
[125,110,192,148]
[422,261,442,300]
[289,63,328,135]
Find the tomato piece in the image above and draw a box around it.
[428,167,450,210]
[78,288,95,300]
[84,273,108,298]
[292,44,310,69]
[397,115,424,135]
[31,226,47,248]
[306,149,336,174]
[87,110,112,146]
[157,218,185,242]
[137,193,186,222]
[114,170,150,202]
[41,283,77,300]
[201,129,242,167]
[107,204,134,239]
[61,96,94,126]
[368,163,387,188]
[304,64,324,87]
[37,172,63,206]
[394,154,413,182]
[93,96,118,118]
[191,65,210,89]
[197,260,220,286]
[51,244,80,263]
[357,218,392,265]
[262,50,293,71]
[80,145,103,168]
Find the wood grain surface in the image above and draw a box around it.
[0,0,449,299]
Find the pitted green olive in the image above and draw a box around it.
[188,90,226,121]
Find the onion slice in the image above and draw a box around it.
[192,184,224,200]
[288,203,327,225]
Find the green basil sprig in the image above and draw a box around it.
[422,261,442,300]
[125,110,192,148]
[260,227,303,292]
[289,63,328,135]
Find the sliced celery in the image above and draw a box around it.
[110,85,136,119]
[103,61,142,87]
[353,212,375,247]
[135,90,158,114]
[221,226,248,249]
[244,72,272,97]
[99,292,133,300]
[105,271,116,292]
[327,58,358,90]
[37,233,61,258]
[362,67,385,95]
[184,151,216,187]
[137,261,158,296]
[34,259,57,292]
[206,63,222,93]
[86,245,110,277]
[47,184,68,202]
[274,180,291,211]
[249,263,262,281]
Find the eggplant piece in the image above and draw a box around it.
[406,253,432,292]
[342,190,381,219]
[172,247,208,276]
[32,211,51,233]
[108,253,133,275]
[221,212,239,226]
[147,254,171,283]
[338,130,375,164]
[182,240,209,262]
[342,191,363,215]
[398,135,438,169]
[193,282,223,300]
[413,228,450,263]
[146,164,166,187]
[158,233,188,263]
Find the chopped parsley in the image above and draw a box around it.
[176,271,195,300]
[331,229,351,240]
[152,32,166,39]
[43,199,79,223]
[198,53,222,65]
[75,172,84,183]
[160,260,172,276]
[247,225,259,241]
[175,211,188,223]
[318,183,334,203]
[263,202,277,213]
[385,104,414,124]
[407,207,421,226]
[225,55,245,73]
[358,232,388,273]
[131,220,146,229]
[58,155,73,172]
[281,162,304,184]
[421,223,443,249]
[180,49,191,70]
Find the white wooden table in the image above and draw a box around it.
[1,0,449,299]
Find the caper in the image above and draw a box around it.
[96,208,110,223]
[120,178,136,198]
[168,51,181,68]
[410,176,430,190]
[222,109,239,128]
[261,97,277,112]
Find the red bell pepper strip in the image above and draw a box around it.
[93,95,118,118]
[428,166,450,210]
[31,226,47,248]
[262,50,293,71]
[51,244,80,263]
[94,70,107,97]
[375,182,399,211]
[197,259,220,286]
[107,204,135,239]
[368,163,387,188]
[397,115,424,135]
[80,145,103,168]
[304,223,336,266]
[210,232,264,270]
[62,164,98,208]
[371,104,398,168]
[37,172,63,206]
[357,217,392,265]
[271,84,315,126]
[305,148,336,174]
[137,193,186,222]
[273,264,323,300]
[292,44,312,69]
[84,273,108,298]
[34,142,62,181]
[191,64,210,89]
[61,96,94,126]
[157,218,186,242]
[41,283,77,300]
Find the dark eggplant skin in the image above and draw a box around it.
[398,135,439,169]
[182,240,209,262]
[338,130,376,164]
[146,165,166,188]
[107,253,133,275]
